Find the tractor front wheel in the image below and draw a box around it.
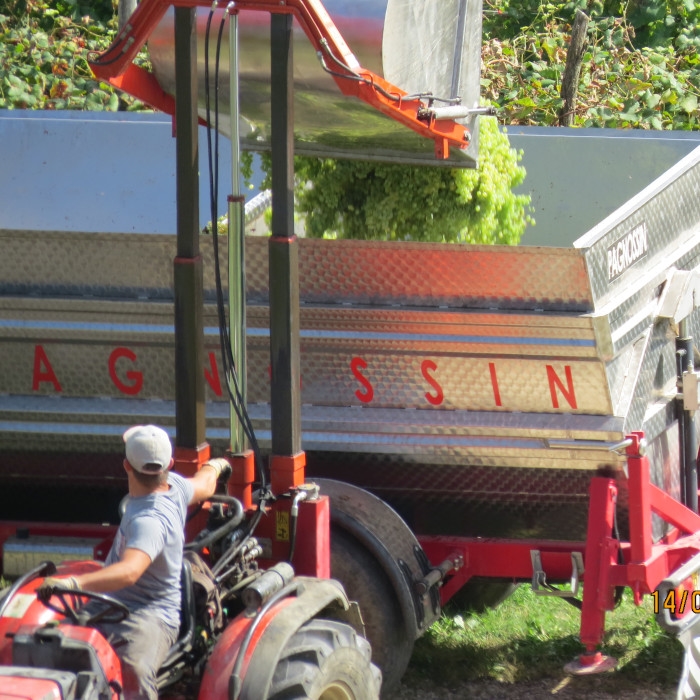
[268,618,382,700]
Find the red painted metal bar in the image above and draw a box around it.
[292,496,331,578]
[106,63,177,119]
[252,497,330,577]
[424,477,619,661]
[618,432,700,597]
[628,430,700,547]
[651,485,700,534]
[620,538,700,593]
[419,536,587,606]
[626,432,653,564]
[175,443,213,539]
[88,0,470,158]
[269,453,306,496]
[578,476,618,658]
[173,443,211,478]
[229,450,256,511]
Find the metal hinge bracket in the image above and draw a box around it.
[530,550,584,598]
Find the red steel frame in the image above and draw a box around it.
[81,0,700,668]
[88,0,471,159]
[419,431,700,669]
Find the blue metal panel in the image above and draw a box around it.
[0,110,251,234]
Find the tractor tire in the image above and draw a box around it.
[268,618,382,700]
[329,527,413,696]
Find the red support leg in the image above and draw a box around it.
[292,495,331,578]
[565,475,619,674]
[627,432,653,566]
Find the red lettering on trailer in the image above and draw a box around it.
[32,345,62,392]
[421,359,444,406]
[488,362,502,407]
[108,347,143,396]
[24,346,585,412]
[205,352,223,396]
[546,365,577,409]
[350,357,374,404]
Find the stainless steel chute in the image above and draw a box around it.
[146,0,482,165]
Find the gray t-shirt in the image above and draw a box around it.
[105,472,194,629]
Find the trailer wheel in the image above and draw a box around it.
[329,527,413,695]
[268,618,381,700]
[447,577,519,614]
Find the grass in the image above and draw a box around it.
[404,584,684,693]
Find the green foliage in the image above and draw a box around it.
[258,117,532,245]
[2,0,698,128]
[0,0,144,111]
[482,0,700,129]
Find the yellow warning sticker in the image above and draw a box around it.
[276,511,290,542]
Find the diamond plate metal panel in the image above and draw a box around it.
[248,237,593,311]
[646,420,681,541]
[304,451,604,541]
[3,536,103,578]
[1,230,176,299]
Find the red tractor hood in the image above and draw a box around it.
[0,671,69,700]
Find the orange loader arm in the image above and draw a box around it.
[89,0,471,159]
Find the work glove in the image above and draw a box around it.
[37,576,81,602]
[205,457,232,484]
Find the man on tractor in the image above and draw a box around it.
[37,424,231,700]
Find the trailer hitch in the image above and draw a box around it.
[413,552,464,597]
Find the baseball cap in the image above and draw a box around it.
[123,425,173,474]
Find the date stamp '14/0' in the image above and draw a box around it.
[652,589,700,616]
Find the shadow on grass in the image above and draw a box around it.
[405,627,684,693]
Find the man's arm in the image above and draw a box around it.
[74,548,152,593]
[188,460,230,504]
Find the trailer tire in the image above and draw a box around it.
[329,526,413,695]
[447,578,519,614]
[268,618,382,700]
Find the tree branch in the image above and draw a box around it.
[558,9,590,126]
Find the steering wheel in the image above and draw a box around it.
[40,586,130,626]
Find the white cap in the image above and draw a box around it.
[123,425,173,474]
